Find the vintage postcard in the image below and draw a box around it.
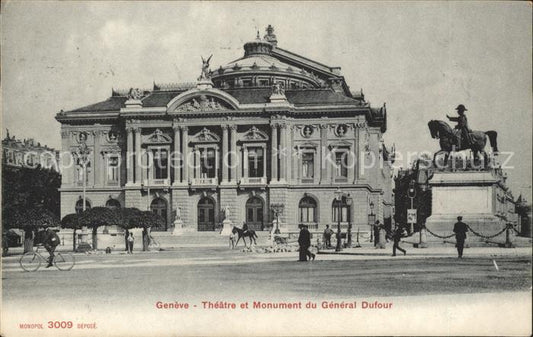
[1,1,531,336]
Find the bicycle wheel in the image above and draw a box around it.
[19,252,41,272]
[54,253,75,271]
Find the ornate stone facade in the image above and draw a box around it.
[56,26,393,234]
[2,131,60,172]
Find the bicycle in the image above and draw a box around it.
[19,246,75,272]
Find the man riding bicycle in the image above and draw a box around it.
[40,227,61,268]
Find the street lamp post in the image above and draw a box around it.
[76,142,91,246]
[346,197,353,248]
[334,188,342,252]
[416,180,428,248]
[270,203,284,235]
[368,201,375,243]
[408,180,416,234]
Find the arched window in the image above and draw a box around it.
[332,198,351,223]
[75,199,91,214]
[246,197,264,230]
[105,199,121,210]
[197,197,215,231]
[150,198,168,231]
[299,197,317,223]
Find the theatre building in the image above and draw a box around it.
[56,26,394,235]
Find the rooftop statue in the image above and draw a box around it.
[199,54,213,80]
[428,104,498,168]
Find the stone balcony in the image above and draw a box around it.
[239,176,267,189]
[190,177,218,190]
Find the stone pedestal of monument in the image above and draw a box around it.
[171,219,184,235]
[220,219,233,236]
[425,170,507,242]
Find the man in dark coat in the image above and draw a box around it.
[453,216,468,258]
[323,225,334,248]
[391,225,407,257]
[298,224,315,261]
[41,227,61,267]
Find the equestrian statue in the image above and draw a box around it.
[428,104,498,167]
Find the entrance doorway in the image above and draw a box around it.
[246,197,264,231]
[150,198,168,231]
[198,197,215,231]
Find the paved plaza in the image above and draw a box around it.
[2,244,532,336]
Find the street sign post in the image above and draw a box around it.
[407,209,417,224]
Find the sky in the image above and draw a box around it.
[2,1,531,200]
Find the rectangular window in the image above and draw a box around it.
[248,148,264,177]
[302,153,314,178]
[76,163,89,184]
[153,149,168,179]
[107,156,119,184]
[201,148,216,178]
[335,152,348,177]
[332,204,350,222]
[247,208,254,222]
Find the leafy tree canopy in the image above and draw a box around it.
[2,165,60,230]
[8,207,59,230]
[61,213,82,230]
[78,207,122,228]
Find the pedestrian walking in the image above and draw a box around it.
[373,220,383,247]
[298,224,315,261]
[323,225,334,248]
[391,225,407,257]
[127,232,134,254]
[453,216,468,258]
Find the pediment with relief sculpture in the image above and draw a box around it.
[174,94,233,112]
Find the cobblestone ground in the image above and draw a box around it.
[2,246,531,336]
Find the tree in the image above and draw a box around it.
[78,207,121,250]
[8,208,59,253]
[2,166,60,226]
[61,213,82,251]
[2,165,61,253]
[137,211,165,251]
[118,208,142,251]
[117,208,164,251]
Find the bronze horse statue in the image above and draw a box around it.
[428,120,498,166]
[231,226,258,248]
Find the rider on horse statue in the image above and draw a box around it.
[446,104,472,148]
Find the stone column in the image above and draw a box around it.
[286,125,292,182]
[243,146,249,179]
[293,150,300,182]
[279,124,287,182]
[173,126,181,184]
[236,145,242,183]
[94,131,102,186]
[182,127,189,184]
[194,148,199,179]
[134,127,142,185]
[262,145,267,180]
[215,146,219,182]
[126,127,134,185]
[348,144,355,184]
[221,125,229,183]
[320,124,328,184]
[229,125,237,182]
[271,124,278,182]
